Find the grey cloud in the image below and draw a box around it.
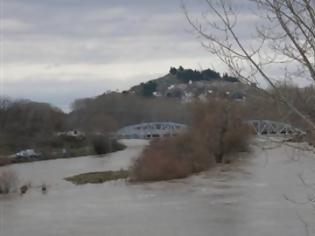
[1,0,258,109]
[2,73,162,111]
[2,0,254,64]
[2,4,205,64]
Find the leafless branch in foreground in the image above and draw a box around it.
[182,0,315,131]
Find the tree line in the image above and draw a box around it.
[1,82,314,155]
[0,93,190,155]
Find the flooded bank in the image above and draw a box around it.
[1,138,315,236]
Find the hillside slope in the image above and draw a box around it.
[129,66,258,102]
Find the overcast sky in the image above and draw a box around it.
[0,0,312,111]
[1,0,219,110]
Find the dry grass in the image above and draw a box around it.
[65,170,129,185]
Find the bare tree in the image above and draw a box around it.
[183,0,315,131]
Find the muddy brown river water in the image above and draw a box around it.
[1,138,315,236]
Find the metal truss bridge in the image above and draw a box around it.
[246,120,305,136]
[115,120,305,139]
[116,122,187,139]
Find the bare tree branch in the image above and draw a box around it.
[183,0,315,131]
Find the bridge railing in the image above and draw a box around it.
[115,122,187,139]
[246,120,306,136]
[115,120,305,140]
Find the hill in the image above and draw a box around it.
[128,66,257,102]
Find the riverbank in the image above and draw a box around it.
[0,139,126,167]
[0,139,148,188]
[63,137,314,186]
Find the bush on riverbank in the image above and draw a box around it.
[0,169,17,194]
[0,135,126,167]
[91,135,126,155]
[130,99,251,182]
[130,133,212,181]
[309,131,315,147]
[0,157,10,167]
[191,99,251,163]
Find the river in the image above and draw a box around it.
[0,138,315,236]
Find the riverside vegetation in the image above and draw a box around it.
[65,85,315,184]
[1,68,315,189]
[65,99,252,184]
[129,99,251,182]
